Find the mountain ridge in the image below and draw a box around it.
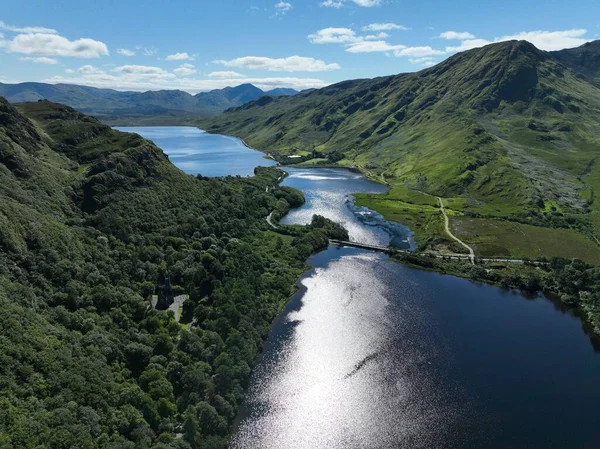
[0,81,299,122]
[199,39,600,260]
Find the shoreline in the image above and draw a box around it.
[193,130,600,342]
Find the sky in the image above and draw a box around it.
[0,0,599,93]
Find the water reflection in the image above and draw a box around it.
[232,249,461,449]
[281,168,414,249]
[234,167,600,449]
[114,126,276,177]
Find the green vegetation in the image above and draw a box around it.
[354,190,444,248]
[0,98,344,448]
[451,217,600,265]
[200,40,600,263]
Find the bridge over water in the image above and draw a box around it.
[328,240,542,265]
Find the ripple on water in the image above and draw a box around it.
[232,252,468,449]
[280,168,414,248]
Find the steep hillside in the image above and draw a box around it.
[552,41,600,86]
[0,82,298,123]
[0,98,343,448]
[201,40,600,260]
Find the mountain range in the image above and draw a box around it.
[0,82,298,124]
[200,40,600,261]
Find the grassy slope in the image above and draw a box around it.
[200,40,600,263]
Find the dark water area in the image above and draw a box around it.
[114,126,276,177]
[232,246,600,449]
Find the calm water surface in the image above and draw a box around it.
[115,126,276,176]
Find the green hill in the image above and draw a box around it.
[200,40,600,263]
[0,98,343,448]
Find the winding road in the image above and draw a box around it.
[437,197,475,264]
[266,211,278,229]
[265,172,286,229]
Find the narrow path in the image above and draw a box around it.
[437,197,475,264]
[266,211,278,229]
[264,172,286,229]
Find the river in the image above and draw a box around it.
[120,127,600,449]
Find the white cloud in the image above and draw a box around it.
[215,55,340,72]
[439,31,476,40]
[346,40,405,53]
[320,0,381,7]
[173,63,196,75]
[445,29,590,54]
[364,32,389,40]
[166,52,194,61]
[209,71,246,78]
[275,1,292,14]
[408,57,437,67]
[136,46,158,56]
[308,27,359,44]
[20,56,58,64]
[3,33,109,58]
[352,0,381,6]
[496,29,589,51]
[309,26,447,57]
[78,65,104,74]
[320,0,344,7]
[362,23,409,32]
[0,20,57,34]
[44,73,328,93]
[65,68,75,73]
[113,65,171,76]
[117,48,136,56]
[394,46,445,57]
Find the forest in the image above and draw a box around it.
[0,99,346,448]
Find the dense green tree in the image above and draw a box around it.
[0,99,349,448]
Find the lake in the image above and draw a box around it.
[234,167,600,449]
[114,126,276,177]
[120,127,600,448]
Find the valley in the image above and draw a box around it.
[3,28,600,448]
[200,40,600,264]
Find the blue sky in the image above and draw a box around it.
[0,0,599,93]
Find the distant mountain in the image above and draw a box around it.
[0,82,298,123]
[265,88,299,96]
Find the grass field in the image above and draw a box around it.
[355,179,600,264]
[451,217,600,264]
[355,194,443,247]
